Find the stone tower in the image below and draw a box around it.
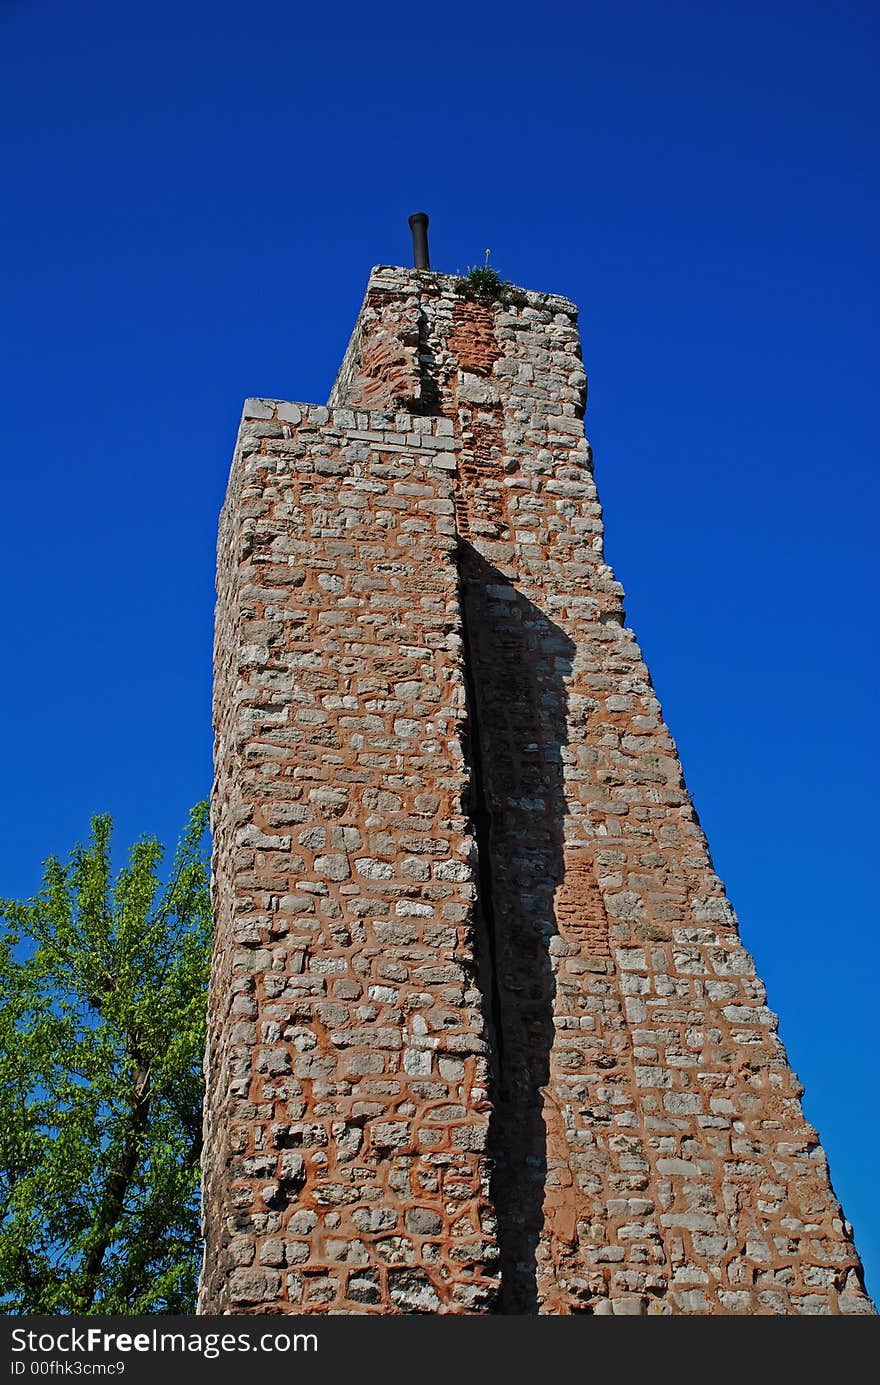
[199,256,872,1315]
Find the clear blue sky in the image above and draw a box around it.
[2,0,878,1305]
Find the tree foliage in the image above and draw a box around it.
[0,804,212,1313]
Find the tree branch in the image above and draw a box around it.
[76,1058,151,1311]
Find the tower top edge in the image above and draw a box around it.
[364,264,579,319]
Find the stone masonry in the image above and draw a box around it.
[199,264,874,1315]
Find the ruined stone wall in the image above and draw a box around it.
[201,266,873,1315]
[200,400,498,1313]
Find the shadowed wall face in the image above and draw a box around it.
[201,267,873,1316]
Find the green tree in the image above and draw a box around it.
[0,804,211,1313]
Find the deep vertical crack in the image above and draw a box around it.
[457,546,506,1097]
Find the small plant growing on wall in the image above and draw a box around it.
[454,255,526,305]
[457,265,507,299]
